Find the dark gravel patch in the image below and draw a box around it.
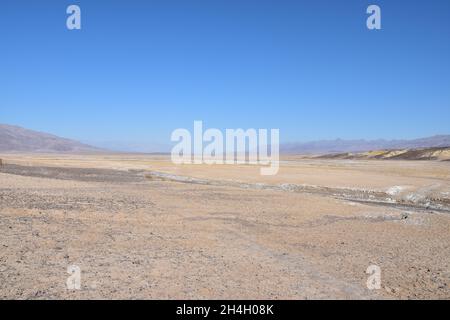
[0,164,145,183]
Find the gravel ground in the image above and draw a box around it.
[0,159,449,299]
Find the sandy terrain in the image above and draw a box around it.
[0,154,449,299]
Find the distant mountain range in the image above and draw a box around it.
[1,123,450,155]
[281,135,450,154]
[0,124,104,153]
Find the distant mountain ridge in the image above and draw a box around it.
[0,124,105,153]
[281,135,450,154]
[1,123,450,155]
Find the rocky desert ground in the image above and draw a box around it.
[0,154,449,299]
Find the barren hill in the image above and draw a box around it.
[281,135,450,154]
[0,124,104,153]
[316,146,450,161]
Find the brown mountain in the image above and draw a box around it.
[0,124,105,153]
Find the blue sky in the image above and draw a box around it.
[1,0,449,151]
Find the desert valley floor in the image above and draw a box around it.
[0,154,449,299]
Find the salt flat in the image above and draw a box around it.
[0,154,449,299]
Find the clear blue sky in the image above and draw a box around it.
[1,0,449,150]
